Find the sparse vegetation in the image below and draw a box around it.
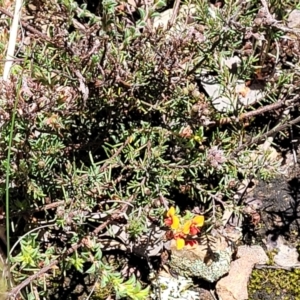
[0,0,300,298]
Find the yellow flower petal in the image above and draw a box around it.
[167,206,176,217]
[171,215,180,230]
[182,220,192,235]
[176,238,185,250]
[192,216,204,227]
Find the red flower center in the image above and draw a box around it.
[165,217,173,227]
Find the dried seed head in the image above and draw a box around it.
[207,146,226,169]
[180,125,193,138]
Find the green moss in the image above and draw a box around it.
[249,267,300,300]
[91,282,114,300]
[248,250,300,299]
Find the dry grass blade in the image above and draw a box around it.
[2,0,22,80]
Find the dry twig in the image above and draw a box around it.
[170,0,181,26]
[218,94,300,125]
[231,115,300,156]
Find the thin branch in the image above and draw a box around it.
[218,94,300,125]
[231,115,300,156]
[99,137,131,173]
[195,185,227,207]
[255,264,300,270]
[8,200,65,218]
